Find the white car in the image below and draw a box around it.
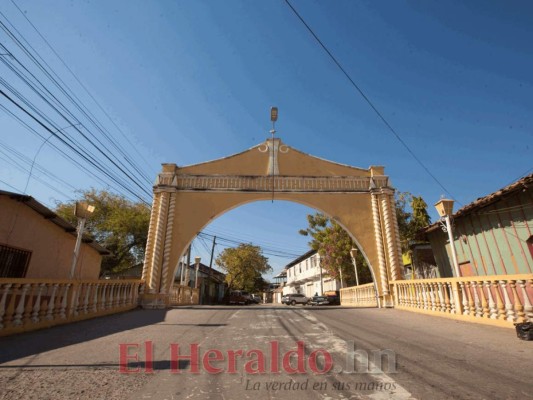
[281,293,309,305]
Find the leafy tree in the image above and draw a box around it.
[299,192,431,284]
[55,189,150,275]
[215,244,272,293]
[299,214,372,286]
[395,192,432,252]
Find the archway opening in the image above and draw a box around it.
[171,199,377,305]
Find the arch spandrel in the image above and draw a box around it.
[141,138,403,308]
[171,139,380,178]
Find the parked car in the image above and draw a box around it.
[228,290,251,305]
[281,293,309,306]
[309,295,330,306]
[250,294,262,304]
[324,290,340,305]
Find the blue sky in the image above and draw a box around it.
[0,0,532,277]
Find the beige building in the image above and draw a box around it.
[0,190,108,279]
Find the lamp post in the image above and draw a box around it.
[434,199,461,278]
[350,248,360,286]
[70,202,95,279]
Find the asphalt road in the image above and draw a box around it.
[0,305,531,400]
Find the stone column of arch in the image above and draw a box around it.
[147,191,170,293]
[141,193,162,283]
[371,190,389,296]
[389,193,405,281]
[159,192,177,294]
[380,188,403,282]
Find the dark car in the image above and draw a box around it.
[309,296,330,306]
[324,290,340,305]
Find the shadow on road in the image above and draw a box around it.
[0,308,168,364]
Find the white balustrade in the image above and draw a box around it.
[340,283,378,307]
[391,275,533,326]
[0,279,142,337]
[169,284,200,305]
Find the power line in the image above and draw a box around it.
[284,0,459,204]
[9,0,156,177]
[0,103,140,202]
[0,68,148,201]
[0,88,150,204]
[198,231,302,259]
[0,10,154,185]
[0,138,76,192]
[0,10,154,203]
[0,47,152,198]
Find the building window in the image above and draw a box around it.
[0,244,31,278]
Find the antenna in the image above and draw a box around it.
[270,107,278,203]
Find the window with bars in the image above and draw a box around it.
[0,244,31,278]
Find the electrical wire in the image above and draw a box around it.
[284,0,460,204]
[9,0,156,177]
[0,11,154,203]
[0,12,153,185]
[0,103,140,202]
[0,88,150,204]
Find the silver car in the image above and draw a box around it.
[281,293,309,306]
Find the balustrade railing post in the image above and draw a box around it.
[67,282,79,318]
[478,280,489,318]
[31,284,44,323]
[485,280,497,319]
[46,284,58,321]
[471,282,482,317]
[518,279,533,321]
[0,283,13,330]
[499,280,515,322]
[509,280,525,323]
[59,284,70,319]
[451,281,463,315]
[13,283,30,326]
[82,284,91,314]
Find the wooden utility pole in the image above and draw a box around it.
[207,236,216,304]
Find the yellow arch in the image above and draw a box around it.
[141,139,403,308]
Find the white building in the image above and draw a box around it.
[283,250,340,297]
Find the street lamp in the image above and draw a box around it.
[350,248,360,286]
[70,202,95,279]
[434,199,461,278]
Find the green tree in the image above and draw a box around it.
[395,192,432,252]
[55,189,150,275]
[299,214,373,286]
[215,244,272,293]
[299,192,431,284]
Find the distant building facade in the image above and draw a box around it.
[271,270,287,303]
[0,191,108,279]
[422,174,533,277]
[283,249,340,297]
[175,262,226,304]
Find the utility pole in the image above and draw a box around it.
[207,236,216,304]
